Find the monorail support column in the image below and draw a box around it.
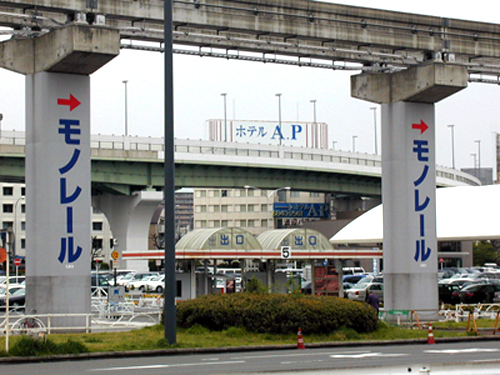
[92,191,163,271]
[351,62,468,320]
[0,24,119,327]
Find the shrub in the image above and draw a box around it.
[8,336,89,357]
[177,293,377,335]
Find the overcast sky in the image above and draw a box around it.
[0,1,499,176]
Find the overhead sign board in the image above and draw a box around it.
[273,203,330,219]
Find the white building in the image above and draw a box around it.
[193,188,328,236]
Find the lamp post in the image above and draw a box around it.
[471,153,477,171]
[122,80,128,136]
[13,195,24,260]
[244,185,291,230]
[221,93,227,142]
[447,124,455,169]
[310,100,317,148]
[310,99,317,123]
[370,107,378,155]
[352,135,358,153]
[475,139,481,171]
[275,93,282,146]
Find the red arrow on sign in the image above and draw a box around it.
[57,94,81,111]
[412,120,429,134]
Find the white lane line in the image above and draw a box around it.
[88,360,245,372]
[231,350,369,360]
[425,348,500,354]
[330,352,408,359]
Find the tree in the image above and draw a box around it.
[473,240,500,266]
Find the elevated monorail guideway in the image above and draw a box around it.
[0,0,499,82]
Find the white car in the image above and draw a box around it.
[141,275,165,293]
[346,282,384,303]
[128,274,162,292]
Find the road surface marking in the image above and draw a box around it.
[330,352,408,359]
[88,360,245,372]
[425,348,500,354]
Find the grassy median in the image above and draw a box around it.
[0,319,483,357]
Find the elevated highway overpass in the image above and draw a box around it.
[0,130,479,196]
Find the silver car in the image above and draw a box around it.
[346,282,384,303]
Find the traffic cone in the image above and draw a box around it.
[427,324,435,344]
[297,328,305,349]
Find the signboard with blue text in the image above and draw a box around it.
[26,72,91,319]
[273,203,330,219]
[208,119,328,149]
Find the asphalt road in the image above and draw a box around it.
[1,340,500,375]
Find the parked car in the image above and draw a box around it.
[0,276,25,286]
[141,274,165,293]
[438,282,461,304]
[128,274,161,292]
[454,283,500,304]
[346,282,384,303]
[91,273,110,291]
[0,287,26,310]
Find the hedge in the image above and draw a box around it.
[176,293,377,334]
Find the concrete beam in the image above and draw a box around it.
[351,63,468,104]
[0,25,119,75]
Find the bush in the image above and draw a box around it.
[177,293,377,335]
[8,336,89,357]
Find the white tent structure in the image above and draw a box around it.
[330,185,500,245]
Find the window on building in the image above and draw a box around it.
[2,221,13,230]
[92,222,103,231]
[290,191,300,198]
[199,220,207,228]
[221,220,229,227]
[196,205,207,213]
[247,189,254,197]
[248,204,255,212]
[21,204,26,214]
[248,220,255,227]
[221,205,228,213]
[21,222,25,231]
[212,220,220,227]
[238,205,246,212]
[261,219,268,228]
[21,238,26,249]
[3,204,13,213]
[2,187,13,196]
[21,187,26,196]
[261,204,268,212]
[310,192,320,197]
[221,189,228,197]
[239,189,246,197]
[239,220,246,227]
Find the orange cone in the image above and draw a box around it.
[297,328,305,349]
[427,324,435,344]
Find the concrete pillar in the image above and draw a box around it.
[92,191,163,271]
[16,25,119,327]
[351,62,468,319]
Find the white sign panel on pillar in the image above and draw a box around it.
[382,102,438,315]
[26,72,91,323]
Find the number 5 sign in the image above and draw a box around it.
[281,246,291,259]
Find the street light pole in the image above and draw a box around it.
[122,80,128,136]
[310,100,317,148]
[275,93,282,146]
[475,140,481,170]
[221,93,227,142]
[244,185,290,230]
[447,124,455,169]
[370,107,378,155]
